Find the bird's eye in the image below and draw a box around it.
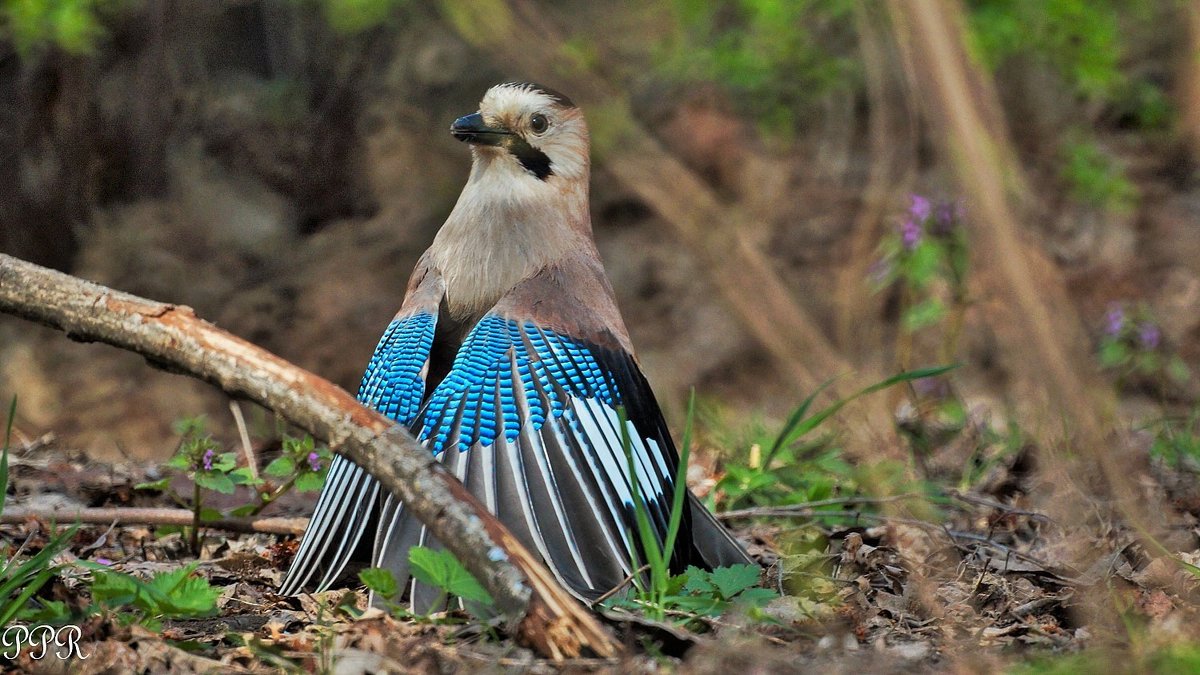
[529,113,549,134]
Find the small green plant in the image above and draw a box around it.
[713,366,955,514]
[1098,302,1191,394]
[248,434,333,516]
[137,417,331,551]
[136,417,253,553]
[85,562,221,631]
[602,393,779,626]
[360,546,494,620]
[1148,409,1200,471]
[1060,138,1138,213]
[872,195,970,368]
[0,397,80,628]
[608,562,775,631]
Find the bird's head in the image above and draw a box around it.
[450,82,589,184]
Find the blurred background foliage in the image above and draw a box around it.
[0,0,1197,485]
[660,0,859,135]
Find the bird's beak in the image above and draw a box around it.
[450,112,510,146]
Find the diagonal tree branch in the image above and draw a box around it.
[0,253,618,661]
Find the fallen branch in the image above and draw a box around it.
[0,506,308,536]
[0,253,618,660]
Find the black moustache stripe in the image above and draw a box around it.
[506,135,553,180]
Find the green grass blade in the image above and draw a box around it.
[1,396,14,520]
[619,406,664,596]
[767,365,959,465]
[0,567,55,627]
[661,390,695,571]
[764,381,833,467]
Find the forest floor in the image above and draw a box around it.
[3,406,1200,674]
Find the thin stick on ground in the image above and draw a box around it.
[0,506,309,536]
[229,401,258,483]
[0,253,619,660]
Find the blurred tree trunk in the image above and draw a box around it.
[440,0,903,460]
[833,3,918,364]
[885,0,1113,445]
[1181,1,1200,161]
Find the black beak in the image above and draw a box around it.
[450,112,510,146]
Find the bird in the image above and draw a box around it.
[279,82,751,610]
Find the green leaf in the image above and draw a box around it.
[294,471,326,493]
[165,453,192,471]
[681,566,715,595]
[199,507,223,522]
[408,546,494,605]
[709,564,761,599]
[145,565,221,616]
[134,478,171,492]
[668,593,726,616]
[229,467,262,487]
[264,456,296,477]
[172,416,207,437]
[902,297,946,332]
[194,471,235,494]
[89,569,141,608]
[226,504,256,518]
[904,240,942,286]
[732,587,778,608]
[359,568,400,599]
[211,452,238,472]
[17,599,70,624]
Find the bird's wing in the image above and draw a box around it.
[374,255,749,610]
[279,261,444,595]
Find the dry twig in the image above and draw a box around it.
[0,506,308,535]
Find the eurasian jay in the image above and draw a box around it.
[280,82,751,609]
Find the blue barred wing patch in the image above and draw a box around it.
[357,312,437,425]
[278,310,437,597]
[417,315,618,455]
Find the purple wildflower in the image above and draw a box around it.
[1138,322,1161,351]
[307,451,321,472]
[900,218,922,250]
[94,557,112,566]
[910,194,932,221]
[1104,304,1125,337]
[201,448,214,471]
[932,200,957,236]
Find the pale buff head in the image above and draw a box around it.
[451,81,590,185]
